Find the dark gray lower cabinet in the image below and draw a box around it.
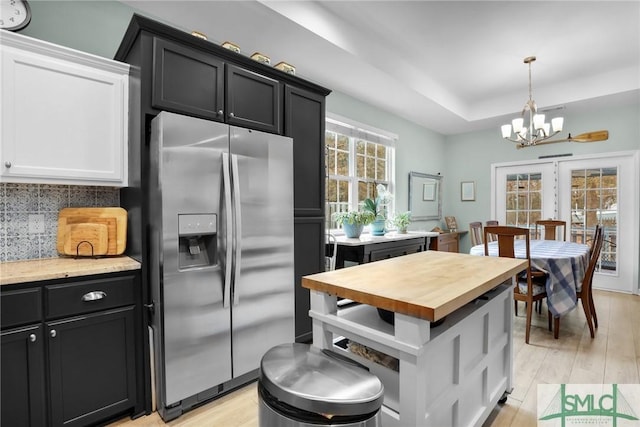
[294,217,325,343]
[47,307,136,427]
[0,271,140,427]
[1,324,46,427]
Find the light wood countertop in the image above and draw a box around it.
[302,250,526,322]
[0,256,141,286]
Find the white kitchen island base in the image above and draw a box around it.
[309,283,514,427]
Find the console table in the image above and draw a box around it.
[429,231,467,253]
[334,231,439,269]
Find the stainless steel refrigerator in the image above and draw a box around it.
[148,111,294,421]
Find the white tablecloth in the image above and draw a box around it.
[470,240,590,317]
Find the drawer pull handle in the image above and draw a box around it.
[29,334,37,342]
[82,291,107,302]
[50,330,56,338]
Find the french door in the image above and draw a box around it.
[492,151,638,294]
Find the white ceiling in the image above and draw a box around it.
[120,1,640,136]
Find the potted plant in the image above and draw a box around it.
[332,211,375,238]
[363,184,393,236]
[391,211,412,233]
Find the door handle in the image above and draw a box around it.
[222,152,232,309]
[82,291,106,302]
[231,153,242,307]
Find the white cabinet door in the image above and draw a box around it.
[0,32,129,186]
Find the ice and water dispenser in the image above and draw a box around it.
[177,214,217,269]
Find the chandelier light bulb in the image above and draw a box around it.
[512,118,524,133]
[501,124,512,138]
[552,117,564,132]
[533,114,545,130]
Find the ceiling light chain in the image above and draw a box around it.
[501,56,564,147]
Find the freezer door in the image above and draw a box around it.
[151,112,232,406]
[229,127,295,378]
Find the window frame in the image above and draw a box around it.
[325,114,397,232]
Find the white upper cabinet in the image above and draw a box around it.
[0,31,129,186]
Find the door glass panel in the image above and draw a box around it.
[570,167,618,274]
[505,172,542,234]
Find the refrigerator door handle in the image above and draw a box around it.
[222,152,233,309]
[231,153,242,306]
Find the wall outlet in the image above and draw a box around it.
[29,214,45,234]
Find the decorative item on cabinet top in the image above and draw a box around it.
[274,61,296,75]
[190,31,208,40]
[250,52,271,65]
[221,41,241,53]
[56,207,127,257]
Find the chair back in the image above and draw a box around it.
[469,222,483,246]
[484,225,530,260]
[580,224,604,297]
[535,219,567,241]
[325,233,337,271]
[485,220,499,242]
[592,224,602,249]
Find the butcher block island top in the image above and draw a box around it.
[302,250,526,322]
[0,256,140,285]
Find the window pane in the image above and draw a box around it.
[337,135,349,151]
[326,149,335,175]
[530,191,541,209]
[356,154,365,177]
[338,180,349,203]
[356,140,365,154]
[366,142,375,157]
[376,159,386,180]
[365,157,375,179]
[337,152,349,176]
[325,131,336,148]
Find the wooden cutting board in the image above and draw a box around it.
[57,207,127,256]
[63,223,109,256]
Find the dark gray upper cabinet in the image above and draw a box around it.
[226,64,282,133]
[285,85,326,217]
[152,38,224,121]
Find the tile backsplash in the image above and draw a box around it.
[0,183,120,262]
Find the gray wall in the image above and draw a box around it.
[5,1,639,270]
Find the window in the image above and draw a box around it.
[325,116,396,230]
[570,167,618,273]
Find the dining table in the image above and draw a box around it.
[469,239,591,317]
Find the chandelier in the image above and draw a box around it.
[501,56,564,147]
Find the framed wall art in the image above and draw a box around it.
[461,181,476,201]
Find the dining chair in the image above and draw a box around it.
[325,233,337,271]
[469,222,483,246]
[485,220,499,242]
[535,219,567,241]
[553,223,604,339]
[484,226,551,344]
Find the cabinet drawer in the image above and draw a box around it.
[1,288,42,329]
[369,243,423,262]
[45,275,135,319]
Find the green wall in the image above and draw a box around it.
[445,103,640,253]
[15,1,639,253]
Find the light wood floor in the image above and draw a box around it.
[109,289,640,427]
